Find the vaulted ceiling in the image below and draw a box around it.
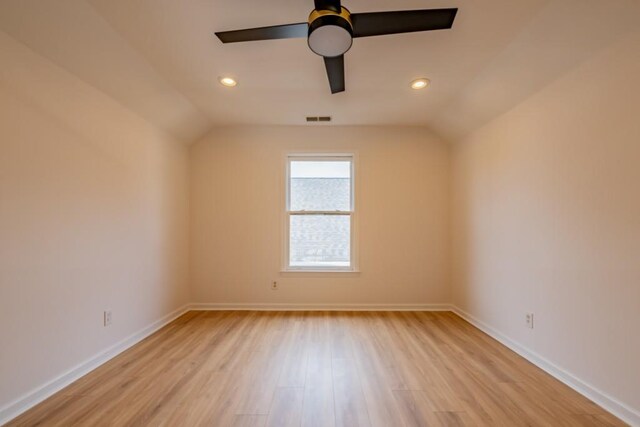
[1,0,638,143]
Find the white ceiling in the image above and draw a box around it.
[1,0,639,142]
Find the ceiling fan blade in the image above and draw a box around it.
[215,22,308,43]
[314,0,341,13]
[351,8,458,38]
[324,55,345,94]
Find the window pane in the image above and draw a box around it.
[290,161,351,211]
[289,215,350,267]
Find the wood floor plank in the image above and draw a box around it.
[301,337,335,427]
[234,318,291,415]
[332,357,371,427]
[277,318,309,388]
[392,389,436,427]
[265,387,304,427]
[232,415,268,427]
[5,311,627,427]
[344,314,405,427]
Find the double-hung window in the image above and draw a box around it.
[285,154,356,271]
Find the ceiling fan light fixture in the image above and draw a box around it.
[411,78,430,90]
[219,76,237,87]
[215,1,458,94]
[307,8,353,57]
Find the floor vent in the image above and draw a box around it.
[306,116,332,122]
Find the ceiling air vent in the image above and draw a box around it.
[306,116,332,122]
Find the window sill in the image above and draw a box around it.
[280,269,360,277]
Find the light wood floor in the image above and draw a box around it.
[8,311,625,426]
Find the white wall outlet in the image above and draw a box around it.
[525,312,534,329]
[104,310,112,326]
[271,281,278,290]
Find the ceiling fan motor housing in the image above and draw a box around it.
[307,7,353,57]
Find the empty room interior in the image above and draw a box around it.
[1,0,639,425]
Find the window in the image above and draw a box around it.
[285,154,356,271]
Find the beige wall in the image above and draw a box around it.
[451,29,640,415]
[0,32,190,413]
[190,126,450,305]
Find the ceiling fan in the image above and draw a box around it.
[215,0,458,94]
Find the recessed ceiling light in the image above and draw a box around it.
[410,78,430,90]
[219,76,237,87]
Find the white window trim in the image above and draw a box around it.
[282,152,359,273]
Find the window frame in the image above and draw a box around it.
[283,153,358,273]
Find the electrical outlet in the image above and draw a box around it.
[525,312,534,329]
[271,281,278,290]
[104,310,112,326]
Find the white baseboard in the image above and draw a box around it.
[0,302,448,425]
[0,304,191,426]
[6,303,635,426]
[451,306,640,427]
[190,302,453,311]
